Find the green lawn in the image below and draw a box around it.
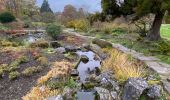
[161,24,170,40]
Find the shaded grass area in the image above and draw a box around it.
[83,27,170,65]
[161,24,170,40]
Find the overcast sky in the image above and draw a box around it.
[36,0,102,13]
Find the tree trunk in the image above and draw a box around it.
[147,11,165,41]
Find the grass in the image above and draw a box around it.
[102,48,146,84]
[86,24,170,64]
[161,24,170,40]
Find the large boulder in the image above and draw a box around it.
[122,78,149,100]
[147,85,161,99]
[89,44,107,60]
[92,38,112,48]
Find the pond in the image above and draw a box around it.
[76,51,101,82]
[76,51,101,100]
[13,32,46,43]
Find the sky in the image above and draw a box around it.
[36,0,102,13]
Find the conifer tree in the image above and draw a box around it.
[40,0,53,13]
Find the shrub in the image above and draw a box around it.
[9,71,20,80]
[8,60,20,72]
[0,64,8,77]
[37,61,71,85]
[22,66,42,77]
[103,27,112,34]
[65,78,77,88]
[46,24,62,39]
[37,57,48,66]
[0,23,9,30]
[22,87,60,100]
[0,39,13,47]
[102,48,146,84]
[19,56,29,63]
[0,12,15,23]
[67,19,90,32]
[8,56,29,72]
[32,22,47,29]
[66,20,75,29]
[30,40,49,48]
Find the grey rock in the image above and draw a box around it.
[70,69,79,76]
[82,43,90,50]
[145,61,170,76]
[80,55,89,63]
[111,91,118,100]
[63,87,75,100]
[147,85,161,99]
[167,77,170,82]
[55,47,66,53]
[162,81,170,94]
[92,38,112,48]
[122,78,148,100]
[100,78,112,88]
[85,74,97,82]
[77,91,96,100]
[94,87,111,100]
[108,79,120,92]
[95,71,120,91]
[46,95,63,100]
[89,44,107,60]
[65,45,78,52]
[95,71,113,81]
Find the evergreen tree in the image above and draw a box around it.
[40,0,53,13]
[101,0,120,16]
[120,0,137,15]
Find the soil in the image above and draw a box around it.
[0,33,89,100]
[0,48,66,100]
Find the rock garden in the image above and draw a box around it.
[0,24,169,100]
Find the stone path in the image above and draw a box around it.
[64,29,170,94]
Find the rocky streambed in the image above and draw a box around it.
[1,31,169,100]
[46,36,168,100]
